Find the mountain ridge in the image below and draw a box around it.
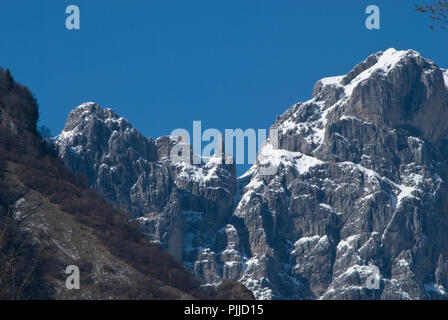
[0,67,253,300]
[55,48,448,299]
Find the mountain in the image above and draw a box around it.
[55,48,448,300]
[0,68,253,300]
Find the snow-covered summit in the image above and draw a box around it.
[317,49,423,97]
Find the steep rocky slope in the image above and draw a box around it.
[0,68,253,300]
[56,49,448,300]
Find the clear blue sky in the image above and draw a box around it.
[0,0,446,172]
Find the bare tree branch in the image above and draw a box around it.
[415,1,448,29]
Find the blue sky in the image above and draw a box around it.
[0,0,447,172]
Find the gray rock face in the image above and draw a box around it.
[56,48,448,300]
[56,103,237,266]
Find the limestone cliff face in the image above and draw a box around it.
[56,49,448,300]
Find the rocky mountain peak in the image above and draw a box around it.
[276,49,448,159]
[60,102,133,139]
[56,103,237,262]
